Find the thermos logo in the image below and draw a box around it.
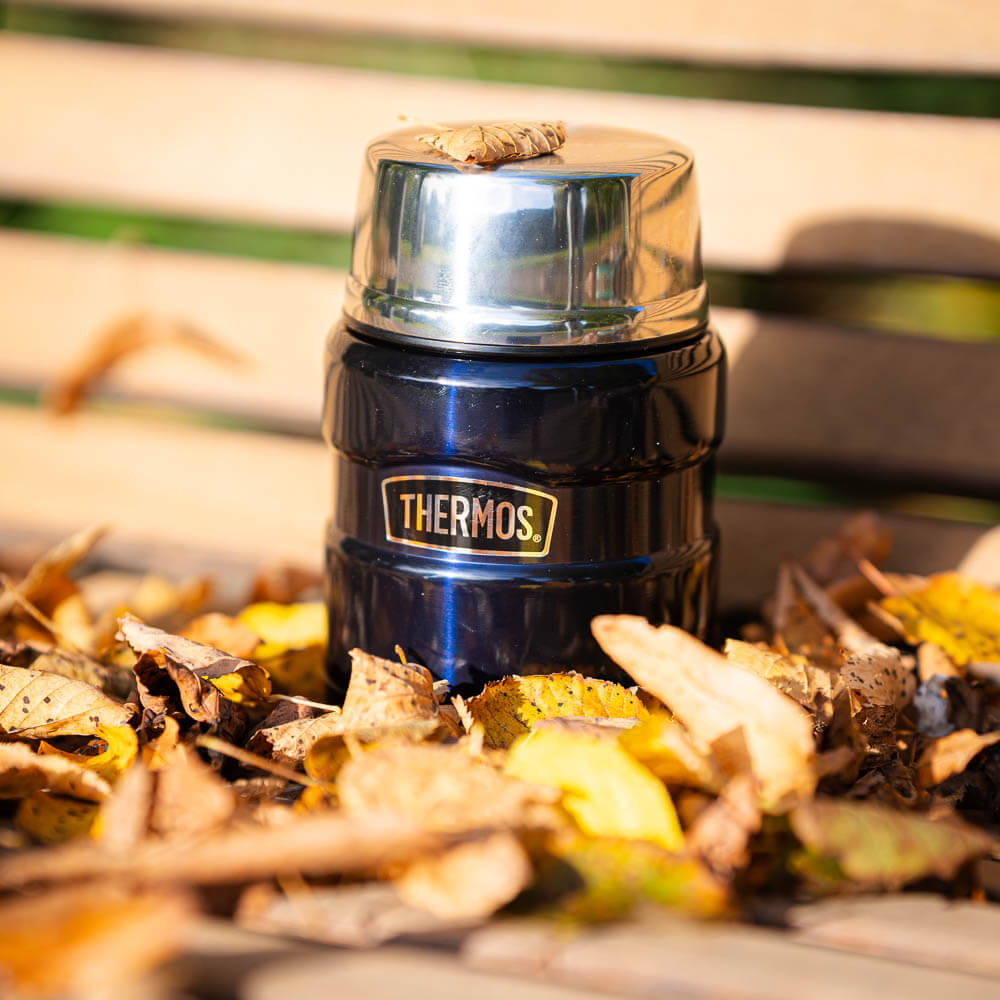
[382,475,557,558]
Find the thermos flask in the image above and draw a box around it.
[323,124,725,694]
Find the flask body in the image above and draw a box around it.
[323,320,725,694]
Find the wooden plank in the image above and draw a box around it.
[463,916,1000,999]
[0,405,989,611]
[4,231,1000,497]
[18,0,1000,73]
[1,36,998,274]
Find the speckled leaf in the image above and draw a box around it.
[880,573,1000,665]
[505,727,684,851]
[340,648,438,730]
[16,792,99,844]
[0,743,110,802]
[467,672,647,750]
[417,121,565,165]
[39,724,138,784]
[0,665,132,737]
[789,798,997,888]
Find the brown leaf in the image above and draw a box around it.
[467,672,646,750]
[686,774,762,876]
[341,648,438,730]
[0,884,195,998]
[0,639,134,700]
[0,664,132,737]
[337,742,559,834]
[803,511,892,587]
[149,745,236,838]
[417,121,566,165]
[395,831,532,920]
[0,743,110,802]
[724,639,841,712]
[592,616,816,811]
[916,728,1000,787]
[46,309,248,415]
[917,641,961,681]
[247,710,344,768]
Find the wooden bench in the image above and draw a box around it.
[0,0,998,992]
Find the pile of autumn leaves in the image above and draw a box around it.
[1,517,1000,993]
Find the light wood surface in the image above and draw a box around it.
[2,36,998,274]
[16,0,1000,72]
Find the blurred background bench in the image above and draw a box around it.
[0,0,997,612]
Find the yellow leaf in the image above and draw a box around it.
[916,728,1000,787]
[238,602,327,700]
[39,724,138,784]
[16,791,98,844]
[620,712,725,792]
[881,573,1000,665]
[181,612,261,659]
[0,665,132,738]
[467,672,647,750]
[505,728,684,852]
[417,121,566,165]
[207,669,272,705]
[593,616,816,812]
[0,743,110,802]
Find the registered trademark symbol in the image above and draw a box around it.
[533,534,541,543]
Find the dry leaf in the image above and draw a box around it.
[917,641,961,681]
[724,639,841,713]
[395,831,532,920]
[46,309,248,415]
[237,601,327,700]
[341,648,438,730]
[592,616,816,811]
[0,884,194,998]
[338,742,559,834]
[620,712,725,792]
[881,573,1000,666]
[505,727,684,852]
[0,524,108,621]
[149,745,236,838]
[248,710,344,768]
[0,639,134,700]
[803,511,892,587]
[0,664,132,738]
[789,798,997,889]
[16,792,99,844]
[916,728,1000,787]
[39,723,138,784]
[181,612,261,659]
[686,774,761,876]
[467,672,646,750]
[306,719,441,783]
[0,743,110,802]
[417,120,566,165]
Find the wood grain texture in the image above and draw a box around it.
[16,0,1000,72]
[3,232,998,496]
[1,36,997,274]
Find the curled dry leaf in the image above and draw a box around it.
[395,830,533,920]
[417,120,566,166]
[505,727,684,851]
[0,639,134,700]
[880,573,1000,666]
[592,616,816,811]
[789,798,997,889]
[620,712,725,792]
[724,639,841,714]
[341,648,439,730]
[247,709,343,768]
[467,672,646,750]
[0,742,111,802]
[0,664,132,738]
[39,723,138,784]
[916,728,1000,788]
[337,742,560,834]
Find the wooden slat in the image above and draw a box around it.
[0,405,989,610]
[19,0,1000,73]
[3,231,1000,497]
[1,36,998,274]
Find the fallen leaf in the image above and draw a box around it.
[0,639,134,700]
[881,573,1000,666]
[724,639,841,712]
[917,641,961,681]
[803,511,892,587]
[916,728,1000,787]
[592,616,816,811]
[237,601,327,700]
[685,774,761,876]
[0,664,132,737]
[535,833,728,921]
[16,792,99,844]
[0,743,110,802]
[306,719,441,783]
[149,745,236,838]
[620,712,725,792]
[46,309,248,415]
[39,724,138,784]
[467,672,646,750]
[505,727,683,852]
[181,612,261,659]
[417,120,566,165]
[395,831,532,920]
[0,884,194,998]
[338,742,559,834]
[247,709,344,768]
[341,648,438,730]
[247,564,323,604]
[789,798,997,889]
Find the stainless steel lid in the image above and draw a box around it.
[344,123,707,350]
